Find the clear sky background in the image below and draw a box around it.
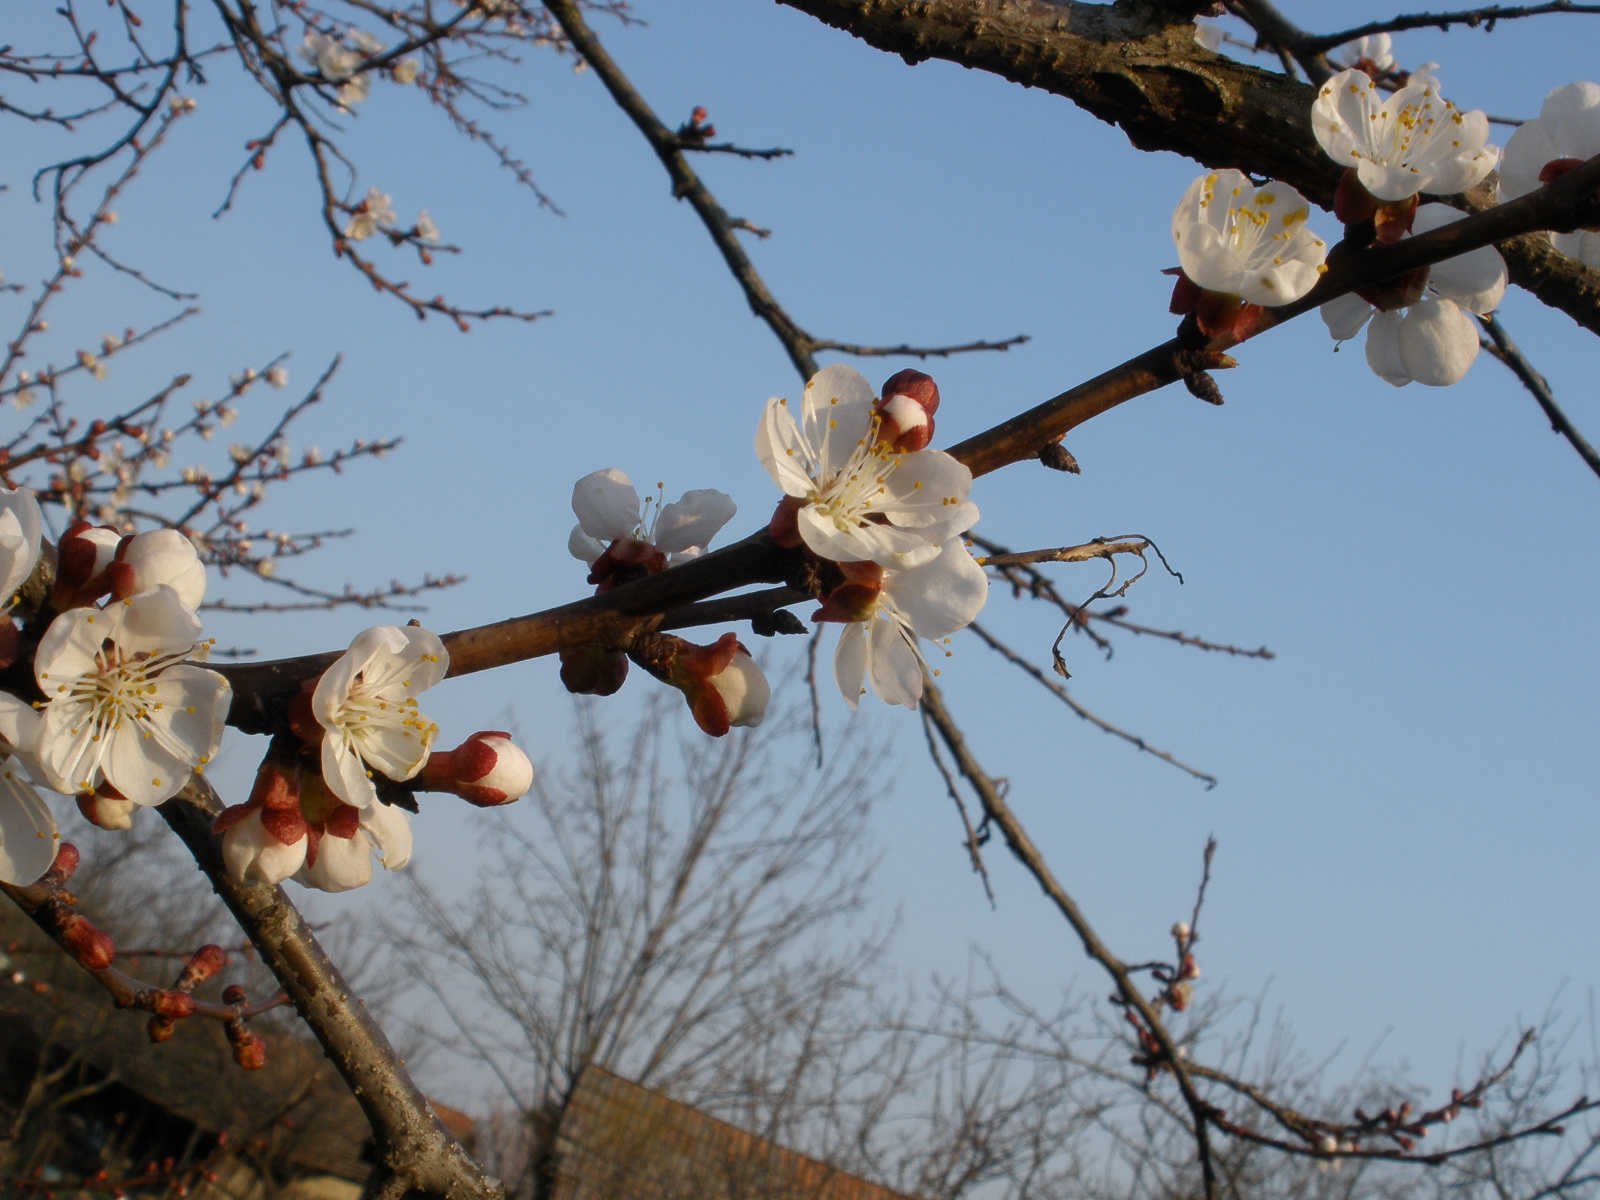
[5,0,1599,1122]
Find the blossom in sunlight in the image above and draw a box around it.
[0,693,60,886]
[1170,170,1328,319]
[818,538,989,711]
[108,528,207,609]
[418,731,535,807]
[307,625,447,809]
[568,468,736,589]
[300,30,360,81]
[344,188,396,241]
[294,795,411,893]
[1320,203,1506,387]
[756,365,976,570]
[415,209,440,242]
[1498,82,1600,269]
[393,58,421,85]
[0,486,43,606]
[1334,33,1396,75]
[1313,68,1497,203]
[33,587,231,805]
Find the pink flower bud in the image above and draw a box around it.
[875,369,940,453]
[420,732,534,807]
[77,790,135,831]
[53,520,121,607]
[110,528,206,608]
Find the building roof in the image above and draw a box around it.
[552,1067,917,1200]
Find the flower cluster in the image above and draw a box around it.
[758,365,988,711]
[1499,82,1600,269]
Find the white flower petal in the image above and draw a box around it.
[223,809,306,886]
[801,365,876,481]
[1364,310,1413,387]
[297,830,374,892]
[653,489,736,555]
[1322,292,1375,342]
[866,614,924,710]
[0,487,42,602]
[571,469,642,542]
[1397,297,1480,386]
[0,767,58,886]
[883,540,989,640]
[833,622,868,710]
[568,523,607,564]
[323,735,379,809]
[795,504,945,570]
[755,397,817,499]
[363,800,413,870]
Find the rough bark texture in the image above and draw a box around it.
[775,0,1600,335]
[158,779,504,1200]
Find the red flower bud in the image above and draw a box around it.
[1333,168,1380,227]
[1540,156,1584,184]
[176,944,228,991]
[147,1015,177,1043]
[228,1025,267,1071]
[559,645,629,696]
[222,984,248,1006]
[59,913,115,971]
[43,843,80,886]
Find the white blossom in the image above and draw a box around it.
[1335,33,1396,73]
[1498,82,1600,268]
[294,800,411,893]
[312,625,447,809]
[393,58,421,85]
[756,365,977,569]
[0,487,43,606]
[1172,170,1328,306]
[0,694,59,886]
[300,30,360,81]
[344,188,396,241]
[1320,203,1506,387]
[415,209,440,242]
[33,587,231,804]
[834,539,988,710]
[1312,68,1498,201]
[568,469,736,566]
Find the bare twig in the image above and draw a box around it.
[1479,312,1600,481]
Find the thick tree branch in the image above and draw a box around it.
[155,777,503,1200]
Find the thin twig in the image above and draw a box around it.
[1479,312,1600,481]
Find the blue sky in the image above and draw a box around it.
[5,0,1599,1117]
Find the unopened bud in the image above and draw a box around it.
[1317,1134,1338,1156]
[875,369,939,453]
[419,732,534,807]
[558,645,629,696]
[222,984,248,1006]
[110,528,207,608]
[1179,953,1200,980]
[43,843,80,886]
[1171,921,1191,941]
[767,495,803,548]
[1167,980,1193,1011]
[632,632,770,737]
[53,521,121,607]
[147,1015,177,1043]
[176,944,228,991]
[58,913,115,971]
[77,790,135,831]
[226,1021,267,1070]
